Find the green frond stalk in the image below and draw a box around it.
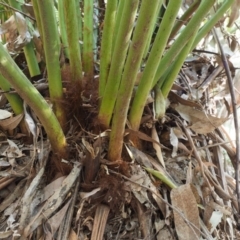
[108,0,161,161]
[0,43,69,173]
[37,0,66,128]
[8,0,40,77]
[58,0,70,58]
[161,32,197,98]
[98,0,139,128]
[112,0,125,50]
[76,0,83,51]
[63,0,83,83]
[191,0,235,51]
[129,0,181,131]
[142,1,163,60]
[152,0,215,88]
[169,0,201,40]
[23,41,40,77]
[0,75,23,115]
[83,0,94,79]
[0,74,28,134]
[99,0,117,98]
[31,0,43,38]
[93,0,99,62]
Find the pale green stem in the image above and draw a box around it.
[76,0,83,51]
[169,0,201,40]
[93,0,98,61]
[98,0,139,128]
[63,0,83,83]
[31,0,43,39]
[99,0,117,98]
[0,74,23,115]
[8,0,40,77]
[0,43,67,163]
[108,0,160,161]
[129,0,181,131]
[161,31,197,98]
[112,0,125,51]
[142,1,163,60]
[58,0,70,58]
[152,0,215,88]
[191,0,235,51]
[23,41,40,77]
[83,0,94,79]
[0,74,28,134]
[37,0,66,128]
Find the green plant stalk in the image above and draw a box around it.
[0,74,29,134]
[31,0,43,39]
[99,0,117,98]
[145,168,177,189]
[191,0,235,51]
[58,0,70,58]
[83,0,94,79]
[76,0,83,51]
[93,0,98,62]
[23,41,40,77]
[0,43,67,165]
[64,0,82,83]
[98,0,139,128]
[108,0,160,161]
[169,0,201,40]
[8,0,40,78]
[37,0,66,128]
[161,31,197,98]
[129,0,181,131]
[0,74,23,115]
[112,0,125,51]
[152,0,215,88]
[142,1,163,60]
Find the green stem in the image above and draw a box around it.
[108,0,160,161]
[0,74,23,115]
[152,0,215,88]
[83,0,94,79]
[112,0,125,51]
[161,31,197,98]
[8,0,40,77]
[169,0,201,40]
[23,41,40,77]
[76,0,83,51]
[142,1,163,60]
[93,0,98,62]
[0,43,68,168]
[99,0,117,98]
[37,0,66,128]
[98,0,139,128]
[191,0,235,51]
[63,0,83,83]
[31,0,43,39]
[0,74,28,134]
[58,0,70,58]
[129,0,181,131]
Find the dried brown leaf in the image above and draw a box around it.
[69,229,78,240]
[23,164,81,237]
[171,184,200,240]
[0,113,23,131]
[175,104,227,134]
[152,125,165,168]
[91,204,110,240]
[45,198,72,236]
